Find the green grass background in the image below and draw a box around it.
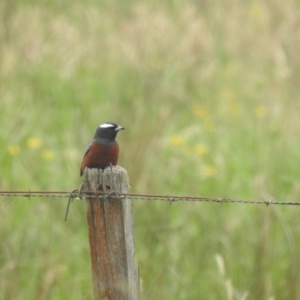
[1,0,300,299]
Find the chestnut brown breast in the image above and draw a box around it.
[80,140,119,176]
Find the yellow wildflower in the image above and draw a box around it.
[27,138,43,149]
[202,165,217,177]
[41,150,54,161]
[8,145,20,156]
[249,2,264,19]
[169,136,185,147]
[194,144,208,156]
[254,105,266,118]
[193,105,208,119]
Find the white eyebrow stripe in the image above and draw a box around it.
[100,123,114,128]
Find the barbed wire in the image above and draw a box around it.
[0,190,299,206]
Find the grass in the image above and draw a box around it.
[1,0,300,299]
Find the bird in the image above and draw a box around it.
[80,121,125,176]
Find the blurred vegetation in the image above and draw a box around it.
[1,0,300,299]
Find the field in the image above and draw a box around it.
[1,0,300,299]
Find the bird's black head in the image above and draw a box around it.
[94,121,125,144]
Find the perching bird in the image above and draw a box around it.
[80,121,125,176]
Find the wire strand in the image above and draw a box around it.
[0,190,299,206]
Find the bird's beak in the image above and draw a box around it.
[115,126,125,132]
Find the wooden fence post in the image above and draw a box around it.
[82,166,139,300]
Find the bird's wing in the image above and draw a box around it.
[83,139,93,158]
[80,140,94,176]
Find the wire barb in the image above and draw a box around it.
[26,190,31,200]
[167,195,174,205]
[64,189,79,221]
